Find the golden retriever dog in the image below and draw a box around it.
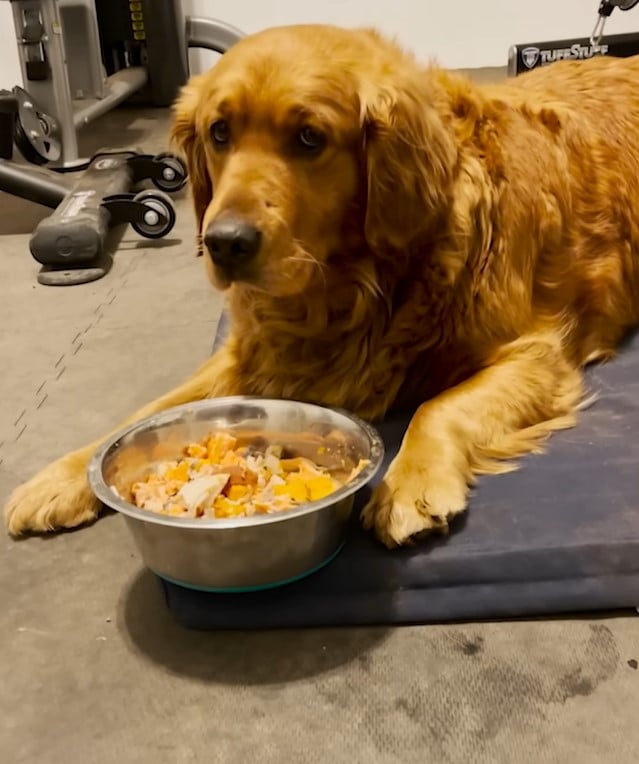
[5,24,639,547]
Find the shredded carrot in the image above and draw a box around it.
[130,431,369,520]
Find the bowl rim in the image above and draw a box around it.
[87,396,385,529]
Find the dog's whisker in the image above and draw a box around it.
[286,241,329,286]
[288,252,326,270]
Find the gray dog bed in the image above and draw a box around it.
[158,316,639,629]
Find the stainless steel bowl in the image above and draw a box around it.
[87,397,384,591]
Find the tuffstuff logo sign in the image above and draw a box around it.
[520,42,609,70]
[510,32,639,77]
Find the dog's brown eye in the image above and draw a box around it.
[210,120,230,147]
[296,126,325,154]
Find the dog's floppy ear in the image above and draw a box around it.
[170,76,212,255]
[360,74,457,252]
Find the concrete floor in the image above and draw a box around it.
[1,96,638,764]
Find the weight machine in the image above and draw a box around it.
[0,0,245,285]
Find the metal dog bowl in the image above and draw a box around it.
[87,397,384,592]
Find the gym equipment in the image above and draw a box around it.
[159,314,639,629]
[0,1,245,285]
[4,0,245,166]
[509,0,639,75]
[0,89,185,285]
[12,85,61,165]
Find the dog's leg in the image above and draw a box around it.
[362,331,585,548]
[4,347,239,535]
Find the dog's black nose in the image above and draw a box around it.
[204,217,262,266]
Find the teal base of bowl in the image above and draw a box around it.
[151,542,345,593]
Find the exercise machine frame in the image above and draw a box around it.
[0,0,245,285]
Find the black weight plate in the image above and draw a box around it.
[12,86,61,165]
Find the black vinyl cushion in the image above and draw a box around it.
[159,315,639,629]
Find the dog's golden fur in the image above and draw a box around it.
[5,25,639,546]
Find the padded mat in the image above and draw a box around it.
[160,316,639,629]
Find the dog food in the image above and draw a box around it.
[130,432,368,519]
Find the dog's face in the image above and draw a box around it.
[171,25,457,296]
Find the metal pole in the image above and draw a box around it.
[0,158,70,208]
[186,17,245,54]
[73,67,148,129]
[32,0,80,163]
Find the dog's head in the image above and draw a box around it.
[171,24,457,295]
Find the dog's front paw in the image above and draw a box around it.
[4,450,100,536]
[361,456,468,548]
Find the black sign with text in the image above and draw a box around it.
[508,31,639,76]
